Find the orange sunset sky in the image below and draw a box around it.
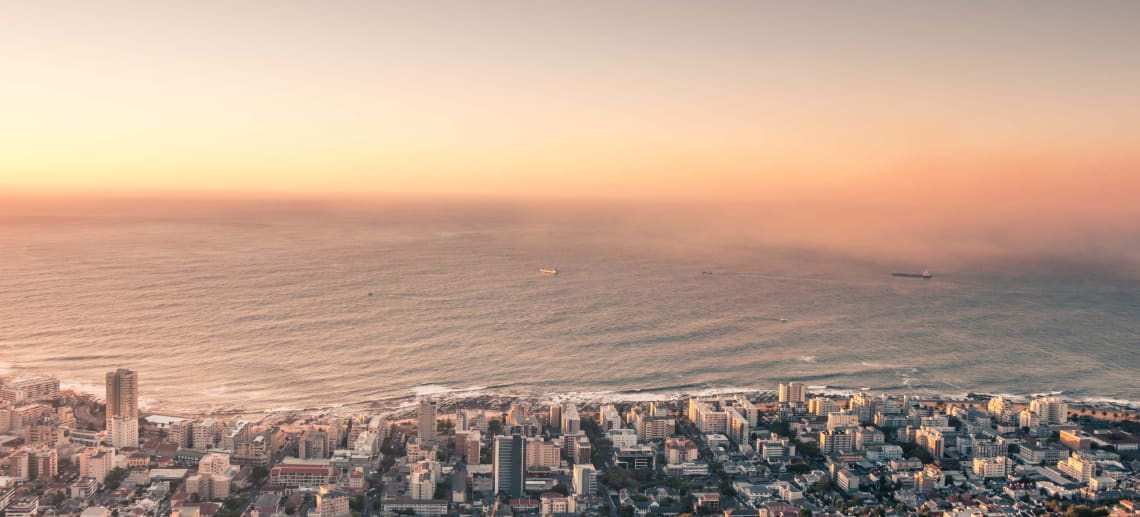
[1,1,1138,213]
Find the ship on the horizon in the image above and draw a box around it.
[539,267,559,275]
[892,269,932,279]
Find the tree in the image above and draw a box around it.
[786,464,811,474]
[796,441,820,458]
[224,496,243,511]
[717,477,737,497]
[603,467,638,490]
[251,466,270,484]
[593,437,614,468]
[488,419,504,436]
[681,494,695,513]
[1065,506,1096,517]
[769,422,791,438]
[552,483,570,496]
[105,467,128,490]
[798,509,813,517]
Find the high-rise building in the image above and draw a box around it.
[549,404,562,435]
[455,430,481,465]
[492,434,525,497]
[418,399,437,444]
[560,404,580,436]
[30,447,58,480]
[109,415,139,449]
[0,377,60,404]
[315,486,351,517]
[664,439,698,465]
[634,415,675,442]
[599,405,621,431]
[79,447,116,485]
[827,411,860,432]
[525,437,562,468]
[572,464,597,496]
[456,410,470,432]
[188,455,234,501]
[819,429,855,454]
[808,397,840,417]
[778,382,806,405]
[1030,397,1068,425]
[972,457,1012,478]
[987,396,1015,424]
[507,402,529,426]
[105,369,138,431]
[1057,452,1096,482]
[725,407,751,445]
[299,430,329,459]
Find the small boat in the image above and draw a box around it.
[779,318,788,323]
[701,271,714,275]
[892,269,932,279]
[539,267,559,275]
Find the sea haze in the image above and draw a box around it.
[1,200,1137,414]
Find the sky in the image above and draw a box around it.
[1,2,1138,214]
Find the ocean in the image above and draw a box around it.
[1,201,1137,415]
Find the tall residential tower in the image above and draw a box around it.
[418,399,437,444]
[493,434,525,497]
[778,382,806,405]
[105,369,138,430]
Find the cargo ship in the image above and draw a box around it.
[892,269,932,279]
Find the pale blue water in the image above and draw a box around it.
[1,203,1137,413]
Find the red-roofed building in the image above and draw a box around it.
[197,503,221,517]
[128,451,151,468]
[156,443,180,459]
[346,468,366,493]
[763,501,800,517]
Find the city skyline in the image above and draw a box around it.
[1,3,1137,515]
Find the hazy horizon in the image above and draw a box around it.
[3,3,1139,201]
[3,193,1138,281]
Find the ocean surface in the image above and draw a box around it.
[1,202,1138,414]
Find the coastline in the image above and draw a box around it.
[55,384,1135,425]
